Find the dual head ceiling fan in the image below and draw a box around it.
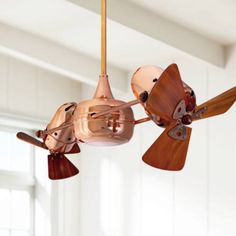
[17,0,236,180]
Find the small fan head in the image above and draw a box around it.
[131,65,164,99]
[45,102,77,153]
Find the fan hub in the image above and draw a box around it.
[181,114,192,125]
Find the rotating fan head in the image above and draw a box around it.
[44,102,77,152]
[131,64,196,127]
[17,102,80,180]
[136,64,236,171]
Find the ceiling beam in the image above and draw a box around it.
[69,0,225,67]
[0,23,128,93]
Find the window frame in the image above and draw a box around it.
[0,124,35,236]
[0,113,63,236]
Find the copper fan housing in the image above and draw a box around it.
[44,102,77,152]
[131,65,196,128]
[73,75,135,146]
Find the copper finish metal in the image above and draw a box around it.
[131,65,164,99]
[17,102,80,180]
[93,75,114,99]
[45,102,78,153]
[101,0,107,76]
[134,117,151,125]
[74,98,134,146]
[36,123,73,137]
[92,99,140,118]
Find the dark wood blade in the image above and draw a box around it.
[17,132,47,150]
[193,87,236,121]
[65,143,81,154]
[146,64,186,122]
[48,154,79,180]
[142,123,192,171]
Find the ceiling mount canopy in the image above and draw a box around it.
[93,0,113,99]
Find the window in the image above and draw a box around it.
[0,126,34,236]
[0,119,69,236]
[0,123,55,236]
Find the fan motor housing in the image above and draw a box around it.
[45,103,77,153]
[73,98,135,146]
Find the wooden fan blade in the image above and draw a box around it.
[65,143,81,154]
[146,64,186,121]
[193,87,236,121]
[142,123,192,171]
[17,132,47,150]
[48,154,79,180]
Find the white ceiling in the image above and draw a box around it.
[129,0,236,45]
[0,0,186,72]
[0,0,232,75]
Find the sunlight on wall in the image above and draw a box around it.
[35,148,51,236]
[100,156,124,236]
[35,200,51,236]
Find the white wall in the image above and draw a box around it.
[0,47,235,236]
[0,53,81,120]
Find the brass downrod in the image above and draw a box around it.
[101,0,107,76]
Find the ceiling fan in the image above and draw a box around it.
[17,0,236,180]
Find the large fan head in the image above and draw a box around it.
[136,64,236,171]
[17,102,80,180]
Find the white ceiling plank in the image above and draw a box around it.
[0,23,128,93]
[130,0,236,45]
[69,0,225,67]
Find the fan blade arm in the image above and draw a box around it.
[37,122,73,137]
[133,116,151,125]
[92,99,140,119]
